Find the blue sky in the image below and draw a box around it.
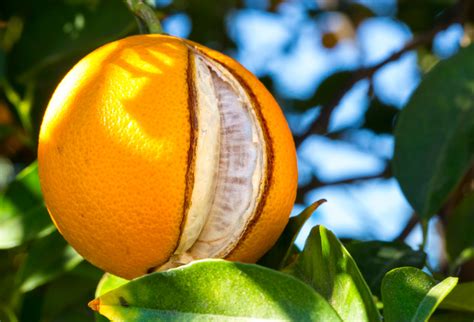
[159,0,464,267]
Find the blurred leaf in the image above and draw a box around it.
[288,225,381,322]
[0,124,15,141]
[381,267,458,322]
[91,260,342,321]
[180,0,236,51]
[18,230,82,292]
[393,44,474,219]
[0,49,5,79]
[430,311,474,322]
[446,191,474,260]
[397,0,455,33]
[0,162,54,249]
[363,99,398,134]
[4,0,136,138]
[7,0,135,81]
[452,247,474,270]
[418,47,440,73]
[342,2,374,27]
[95,273,129,298]
[293,70,354,111]
[0,304,18,322]
[258,199,326,269]
[40,262,101,322]
[346,241,426,297]
[439,282,474,313]
[0,250,19,306]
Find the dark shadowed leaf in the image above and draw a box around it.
[293,70,354,111]
[0,162,54,248]
[7,0,135,81]
[430,311,474,322]
[18,230,83,292]
[363,99,399,134]
[91,260,342,322]
[258,199,326,269]
[346,241,426,296]
[288,225,381,322]
[446,191,474,261]
[393,44,474,219]
[381,267,458,322]
[439,282,474,313]
[397,1,455,32]
[41,262,102,322]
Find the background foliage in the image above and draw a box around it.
[0,0,473,321]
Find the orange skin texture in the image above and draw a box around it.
[38,35,297,279]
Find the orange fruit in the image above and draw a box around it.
[38,34,297,279]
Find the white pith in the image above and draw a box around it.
[160,52,266,269]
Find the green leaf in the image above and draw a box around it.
[381,267,458,322]
[346,241,426,296]
[258,199,326,269]
[393,44,474,219]
[17,230,83,292]
[95,273,129,297]
[439,282,474,313]
[91,259,342,322]
[288,225,381,322]
[446,191,474,261]
[0,162,54,249]
[94,273,129,322]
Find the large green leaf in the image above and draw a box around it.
[17,230,83,292]
[258,199,326,269]
[288,225,381,322]
[446,191,474,261]
[0,162,54,249]
[381,267,458,322]
[439,282,474,313]
[346,241,426,296]
[91,260,342,321]
[393,44,474,219]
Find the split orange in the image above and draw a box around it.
[38,34,297,279]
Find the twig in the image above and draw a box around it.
[124,0,163,34]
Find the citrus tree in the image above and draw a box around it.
[0,0,473,321]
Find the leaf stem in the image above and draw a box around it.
[124,0,163,34]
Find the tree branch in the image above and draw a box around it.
[296,163,391,203]
[395,212,419,242]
